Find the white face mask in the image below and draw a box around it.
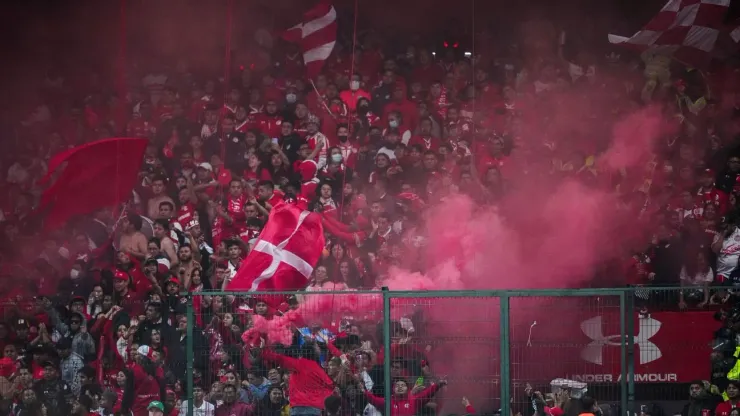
[389,120,399,128]
[286,93,297,104]
[350,81,360,91]
[70,269,80,279]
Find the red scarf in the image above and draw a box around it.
[433,86,448,119]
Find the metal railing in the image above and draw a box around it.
[181,287,717,416]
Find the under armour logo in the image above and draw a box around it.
[580,316,661,365]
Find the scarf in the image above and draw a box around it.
[433,86,448,119]
[201,123,217,138]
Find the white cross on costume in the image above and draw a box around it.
[249,210,314,291]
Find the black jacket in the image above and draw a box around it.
[33,378,72,416]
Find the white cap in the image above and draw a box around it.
[197,162,213,172]
[137,345,153,358]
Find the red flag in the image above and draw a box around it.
[608,0,739,68]
[39,137,148,232]
[282,1,337,78]
[227,202,324,292]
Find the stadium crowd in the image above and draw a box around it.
[1,2,740,416]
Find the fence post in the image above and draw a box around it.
[186,292,194,416]
[619,290,627,416]
[626,289,636,415]
[500,294,511,416]
[382,287,392,416]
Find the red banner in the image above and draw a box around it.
[512,310,718,384]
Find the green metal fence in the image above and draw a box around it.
[182,287,717,416]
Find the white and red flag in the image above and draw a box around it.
[608,0,740,67]
[282,1,337,78]
[226,201,324,293]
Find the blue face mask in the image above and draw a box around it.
[389,120,399,128]
[331,154,343,164]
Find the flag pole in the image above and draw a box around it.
[309,79,337,119]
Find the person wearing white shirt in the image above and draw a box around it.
[678,251,714,309]
[179,385,215,416]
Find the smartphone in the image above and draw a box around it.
[271,137,279,145]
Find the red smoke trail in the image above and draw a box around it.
[247,102,675,410]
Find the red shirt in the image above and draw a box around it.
[226,194,248,225]
[383,100,419,131]
[364,383,442,416]
[130,363,162,416]
[260,349,334,409]
[211,217,226,250]
[337,143,359,168]
[716,401,739,416]
[243,168,272,184]
[267,189,285,208]
[175,203,197,230]
[697,186,729,214]
[476,153,507,177]
[339,89,371,112]
[408,136,440,152]
[215,402,252,416]
[251,113,284,139]
[412,64,446,88]
[126,118,157,139]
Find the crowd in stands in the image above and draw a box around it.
[1,2,740,416]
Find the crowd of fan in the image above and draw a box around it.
[1,8,740,416]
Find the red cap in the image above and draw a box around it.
[703,168,715,177]
[166,277,180,286]
[70,296,86,304]
[217,169,233,186]
[0,357,14,378]
[113,270,129,281]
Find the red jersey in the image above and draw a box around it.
[411,64,446,88]
[383,100,419,131]
[175,203,197,230]
[716,400,740,416]
[306,132,330,166]
[697,186,729,214]
[251,113,284,139]
[364,383,442,416]
[126,118,157,139]
[212,216,226,249]
[267,189,285,208]
[226,194,247,225]
[243,168,272,184]
[261,349,334,409]
[298,179,320,209]
[154,103,175,123]
[408,135,441,152]
[337,143,359,169]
